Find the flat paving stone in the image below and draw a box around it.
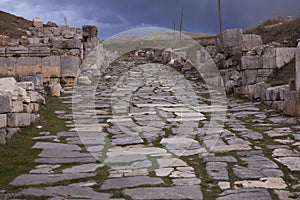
[234,177,287,190]
[9,173,95,186]
[100,176,163,190]
[35,157,97,164]
[38,149,92,158]
[62,163,104,173]
[172,178,201,186]
[216,188,272,200]
[32,142,81,151]
[123,185,203,200]
[203,156,237,163]
[17,185,112,199]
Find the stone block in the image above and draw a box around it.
[7,38,20,47]
[53,38,81,49]
[33,17,43,28]
[276,48,296,68]
[17,82,35,91]
[28,46,50,57]
[242,34,263,50]
[283,91,300,116]
[0,57,16,77]
[222,29,243,48]
[11,100,24,113]
[241,56,263,70]
[7,113,31,127]
[61,55,80,77]
[63,31,75,39]
[0,96,12,114]
[254,82,270,100]
[41,56,61,78]
[28,38,40,44]
[27,91,42,103]
[0,114,7,128]
[16,57,42,75]
[82,25,98,39]
[0,129,6,145]
[263,48,276,69]
[6,46,28,57]
[242,69,258,85]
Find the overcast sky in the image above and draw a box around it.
[1,0,299,39]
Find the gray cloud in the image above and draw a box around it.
[1,0,299,38]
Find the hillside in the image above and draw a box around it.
[245,16,300,47]
[0,10,32,38]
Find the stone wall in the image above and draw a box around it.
[0,18,99,86]
[0,77,45,145]
[216,29,298,115]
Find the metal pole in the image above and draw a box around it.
[218,0,223,35]
[179,8,184,40]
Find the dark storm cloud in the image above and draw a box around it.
[1,0,300,39]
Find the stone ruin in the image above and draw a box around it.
[213,29,299,116]
[0,18,100,144]
[0,17,99,87]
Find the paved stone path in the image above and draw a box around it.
[8,57,300,199]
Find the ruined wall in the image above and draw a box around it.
[0,76,45,145]
[216,29,298,115]
[0,18,99,86]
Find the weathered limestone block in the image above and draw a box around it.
[41,56,61,78]
[82,25,98,39]
[19,73,44,94]
[53,39,81,49]
[27,91,43,103]
[17,82,35,91]
[276,48,296,69]
[16,57,42,76]
[63,31,75,39]
[0,57,16,77]
[61,55,80,77]
[28,46,50,57]
[263,48,276,69]
[28,38,40,44]
[33,17,43,28]
[242,34,263,50]
[254,82,270,100]
[0,77,18,99]
[283,91,300,116]
[6,38,20,47]
[11,100,24,113]
[0,114,7,128]
[7,113,31,127]
[50,83,62,97]
[0,129,6,145]
[242,69,258,85]
[222,29,243,48]
[241,56,263,70]
[6,46,28,57]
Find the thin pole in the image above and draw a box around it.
[179,8,184,40]
[218,0,223,35]
[173,19,176,40]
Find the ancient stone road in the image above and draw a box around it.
[8,58,300,199]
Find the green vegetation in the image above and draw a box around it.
[0,97,69,189]
[0,10,32,38]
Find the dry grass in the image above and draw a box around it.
[0,10,32,38]
[245,16,300,47]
